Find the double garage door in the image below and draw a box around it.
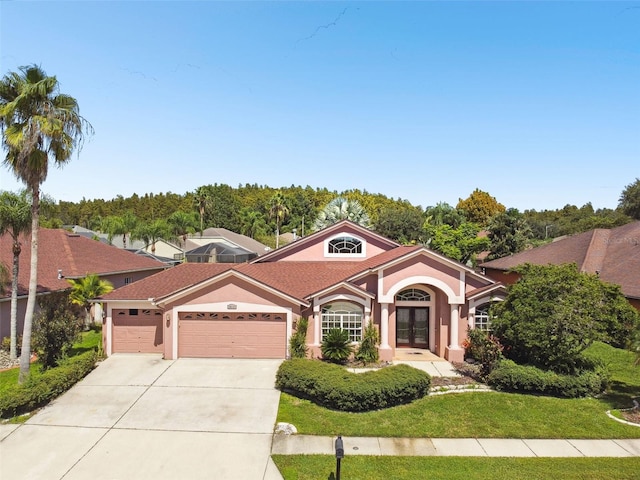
[178,311,286,359]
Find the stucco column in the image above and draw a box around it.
[449,303,460,349]
[380,303,390,349]
[312,304,321,346]
[446,303,464,363]
[105,305,113,356]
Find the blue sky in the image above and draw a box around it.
[0,1,638,212]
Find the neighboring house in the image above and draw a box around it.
[185,242,257,263]
[0,229,168,340]
[480,221,640,310]
[101,220,505,362]
[186,227,270,257]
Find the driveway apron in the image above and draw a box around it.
[0,355,284,480]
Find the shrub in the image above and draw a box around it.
[463,328,503,377]
[491,263,629,374]
[32,292,83,369]
[289,317,309,359]
[0,350,98,418]
[275,359,431,412]
[321,328,353,364]
[355,322,379,365]
[487,359,609,398]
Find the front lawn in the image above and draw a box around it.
[0,327,102,419]
[272,456,640,480]
[275,342,640,439]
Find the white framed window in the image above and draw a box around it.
[321,301,363,342]
[124,277,133,285]
[475,306,491,331]
[396,288,431,302]
[324,233,366,258]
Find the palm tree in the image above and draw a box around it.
[67,274,114,330]
[239,207,267,239]
[0,190,31,359]
[133,219,170,255]
[0,65,93,382]
[100,215,124,245]
[168,210,198,248]
[269,191,289,249]
[193,186,211,234]
[119,210,138,249]
[313,196,371,231]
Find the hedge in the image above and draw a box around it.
[0,350,98,418]
[487,359,608,398]
[275,359,431,412]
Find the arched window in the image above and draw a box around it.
[321,301,363,342]
[328,236,363,254]
[475,306,491,331]
[395,288,431,302]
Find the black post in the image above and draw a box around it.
[335,435,344,480]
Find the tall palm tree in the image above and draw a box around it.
[67,274,114,330]
[269,190,289,249]
[133,219,170,255]
[193,186,211,234]
[119,210,138,249]
[100,215,124,245]
[0,190,31,359]
[239,207,267,239]
[313,196,371,231]
[168,210,198,248]
[0,64,92,382]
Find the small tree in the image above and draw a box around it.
[321,329,353,364]
[491,264,617,374]
[289,317,309,359]
[355,322,379,365]
[463,328,503,377]
[32,292,83,369]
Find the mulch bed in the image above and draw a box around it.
[620,408,640,425]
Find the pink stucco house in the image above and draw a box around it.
[0,228,167,340]
[101,220,505,362]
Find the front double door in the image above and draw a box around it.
[396,307,429,348]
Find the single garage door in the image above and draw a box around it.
[178,311,286,358]
[112,309,163,353]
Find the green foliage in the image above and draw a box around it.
[32,292,83,369]
[524,203,632,240]
[491,263,628,374]
[320,328,353,364]
[486,208,533,260]
[355,322,380,365]
[0,350,97,418]
[424,202,466,228]
[374,203,425,244]
[424,222,490,265]
[487,359,608,398]
[618,177,640,220]
[314,196,371,230]
[463,328,503,377]
[275,359,430,412]
[456,189,505,227]
[289,317,309,359]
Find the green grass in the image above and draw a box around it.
[0,328,102,399]
[271,456,640,480]
[276,342,640,439]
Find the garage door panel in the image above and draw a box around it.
[179,316,286,358]
[113,310,163,353]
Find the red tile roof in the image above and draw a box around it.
[0,229,166,297]
[480,221,640,299]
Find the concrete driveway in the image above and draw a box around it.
[0,355,284,480]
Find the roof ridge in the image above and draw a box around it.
[581,229,611,274]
